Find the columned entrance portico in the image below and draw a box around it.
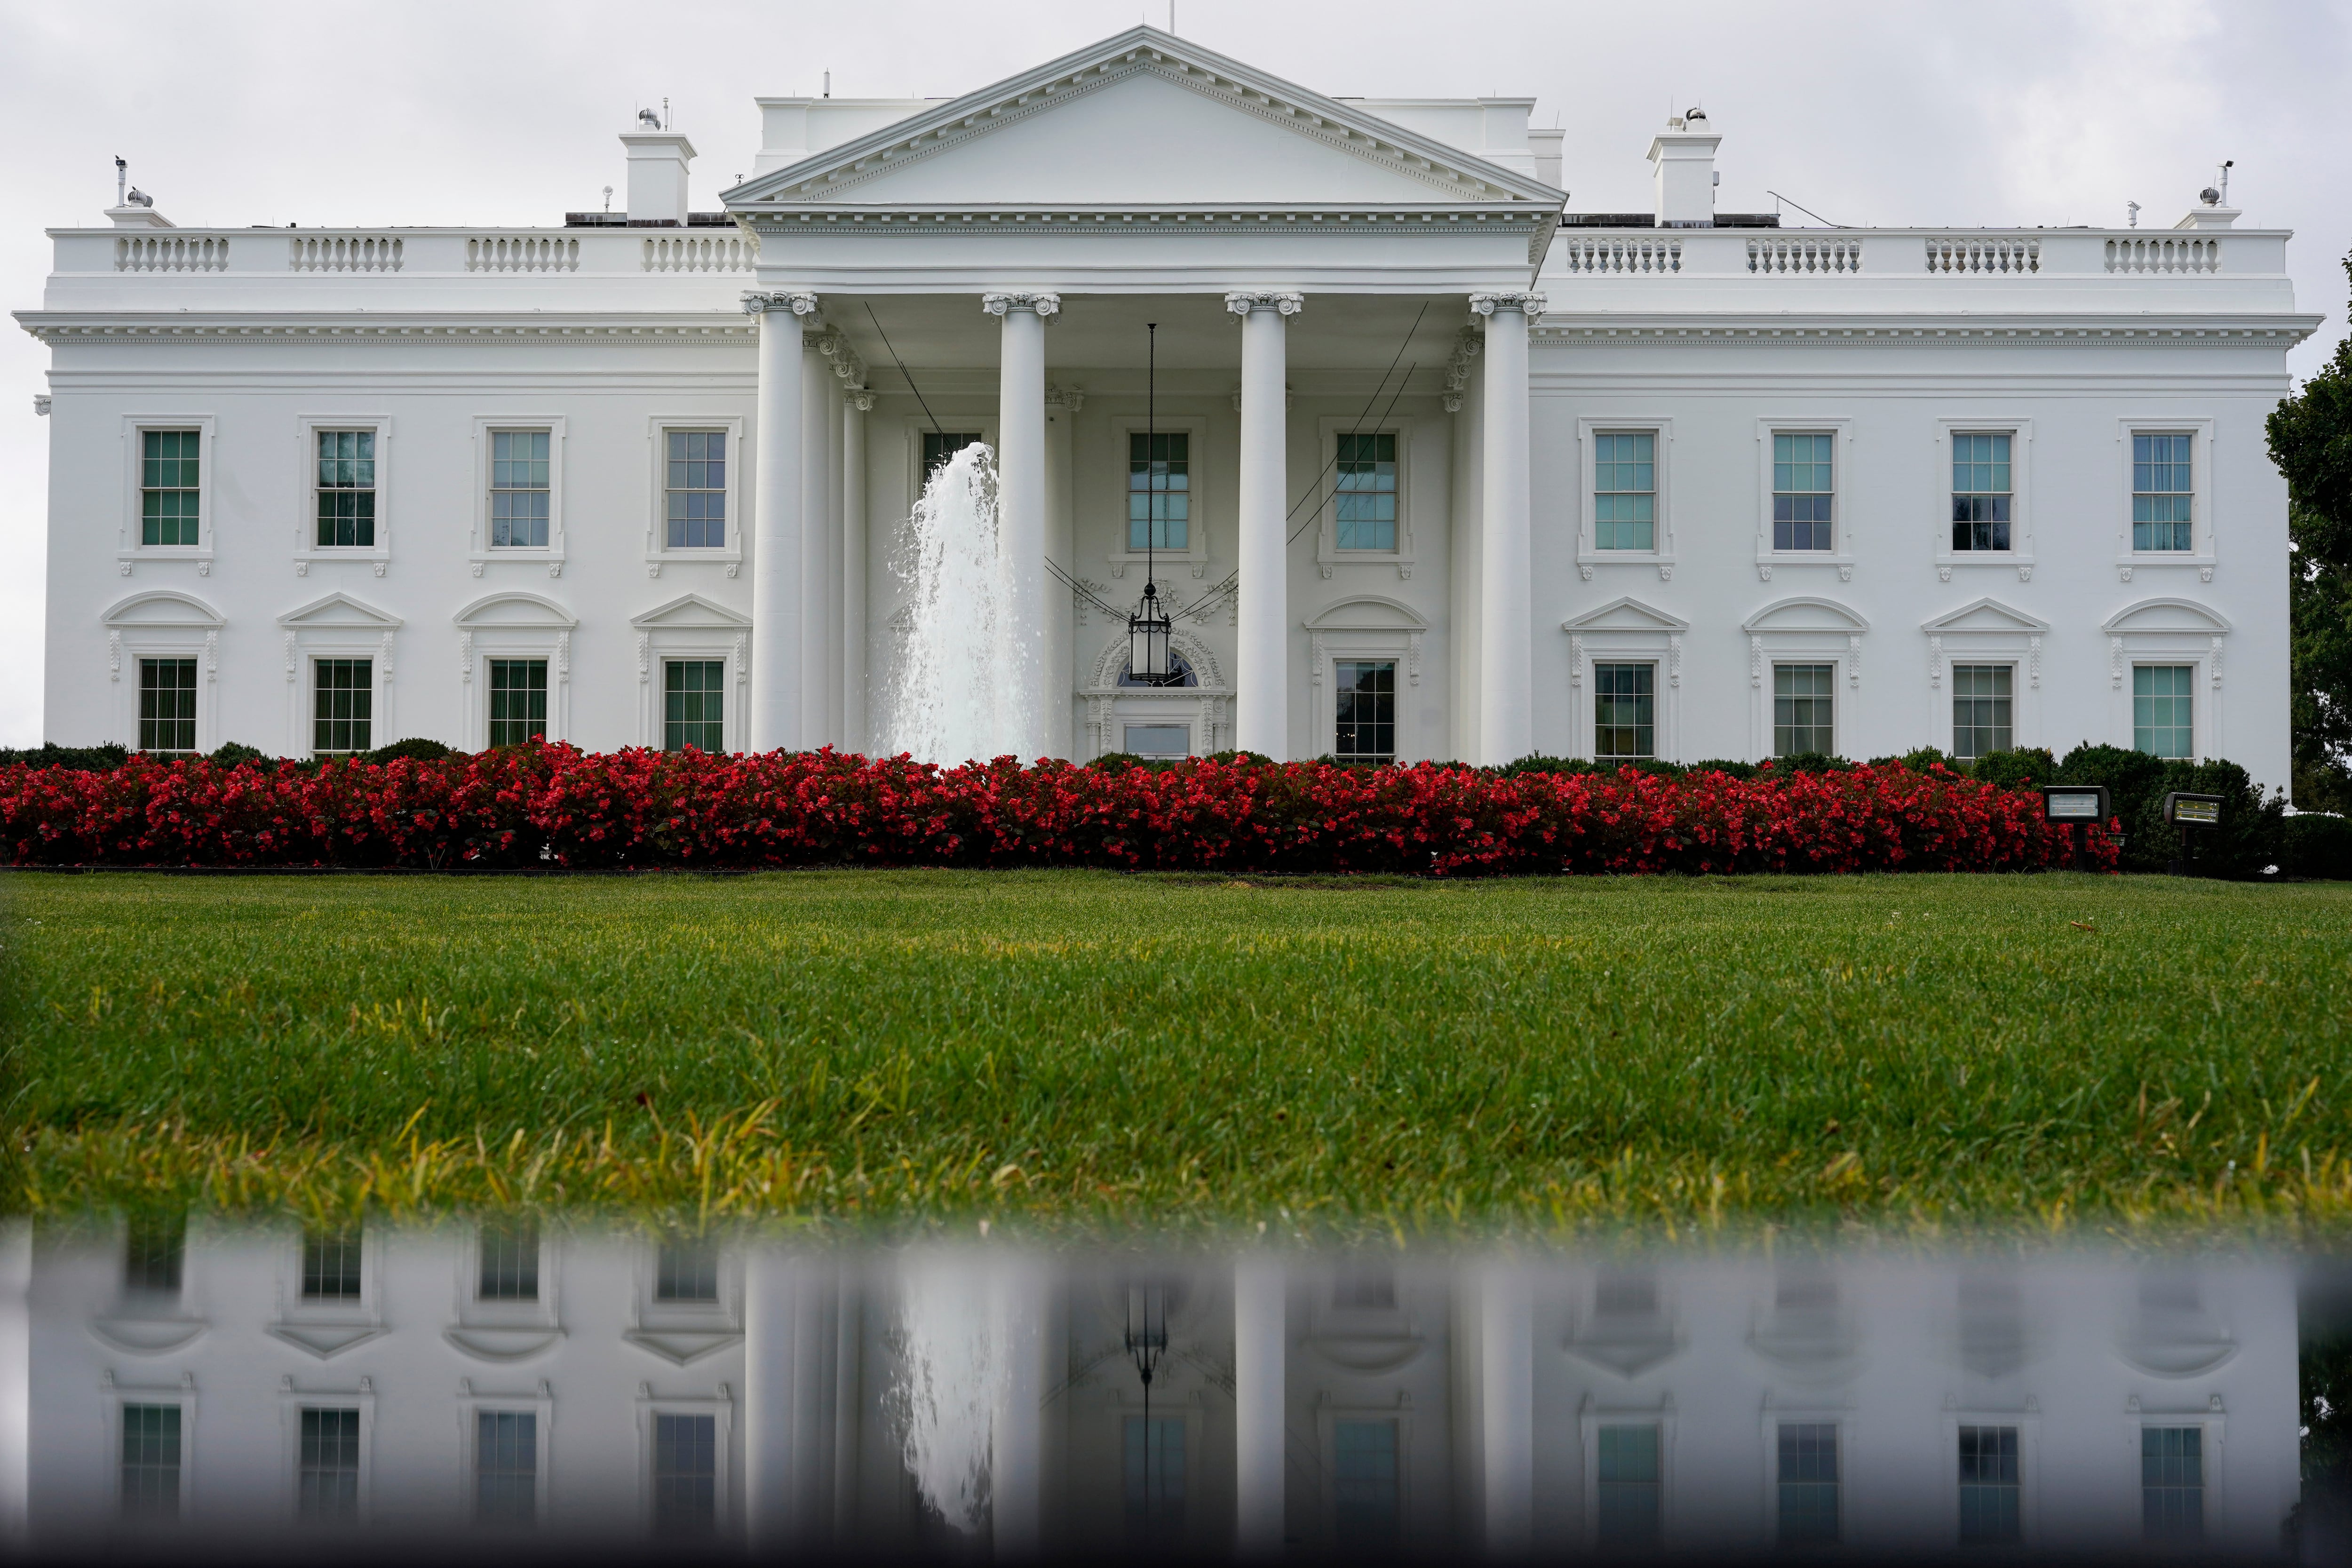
[1228,291,1299,759]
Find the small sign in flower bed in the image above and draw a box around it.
[0,745,2115,876]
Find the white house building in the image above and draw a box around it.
[17,27,2321,784]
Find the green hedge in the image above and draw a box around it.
[2282,814,2352,880]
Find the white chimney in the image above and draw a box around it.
[621,119,696,226]
[1647,108,1720,229]
[1529,127,1565,191]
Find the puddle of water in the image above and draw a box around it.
[0,1218,2343,1561]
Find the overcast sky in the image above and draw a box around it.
[1,0,2344,748]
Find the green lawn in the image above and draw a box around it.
[5,869,2352,1238]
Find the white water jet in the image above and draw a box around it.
[889,1256,1006,1536]
[884,443,1038,765]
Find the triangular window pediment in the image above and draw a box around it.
[1564,597,1689,633]
[731,29,1554,209]
[631,593,751,631]
[277,592,402,629]
[1921,597,2049,635]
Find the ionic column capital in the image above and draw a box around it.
[982,291,1061,319]
[741,289,820,318]
[1224,291,1304,318]
[1469,290,1547,323]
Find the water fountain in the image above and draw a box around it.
[883,442,1040,766]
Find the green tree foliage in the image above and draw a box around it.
[2268,250,2352,810]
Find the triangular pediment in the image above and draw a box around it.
[729,28,1558,210]
[1743,596,1870,635]
[1922,597,2049,635]
[631,593,751,631]
[277,592,402,629]
[1564,596,1689,633]
[101,589,224,629]
[2104,597,2231,635]
[454,591,578,630]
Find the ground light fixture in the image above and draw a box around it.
[2163,790,2224,876]
[1127,323,1184,687]
[2040,784,2110,872]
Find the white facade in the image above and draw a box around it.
[0,1223,2303,1557]
[17,27,2320,782]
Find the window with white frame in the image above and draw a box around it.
[1125,1415,1186,1540]
[1952,665,2013,760]
[490,431,552,549]
[312,661,373,756]
[1129,433,1189,551]
[1334,432,1398,551]
[302,1226,362,1301]
[1773,665,1836,757]
[2141,1427,2203,1540]
[1596,1424,1661,1547]
[1951,434,2014,552]
[124,1215,185,1297]
[664,432,727,549]
[652,1413,717,1536]
[1594,432,1657,551]
[1335,661,1397,764]
[474,1411,537,1526]
[141,430,201,548]
[923,430,984,476]
[120,1404,183,1521]
[2132,434,2193,552]
[314,430,378,549]
[1332,1418,1399,1548]
[1773,433,1835,552]
[478,1218,540,1301]
[1594,663,1656,762]
[655,1237,719,1303]
[664,661,725,753]
[1958,1425,2020,1544]
[1776,1423,1839,1544]
[1124,724,1190,759]
[487,659,548,747]
[298,1408,362,1524]
[139,658,198,753]
[2134,666,2195,758]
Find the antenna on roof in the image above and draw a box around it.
[602,185,613,214]
[823,71,830,98]
[662,97,670,130]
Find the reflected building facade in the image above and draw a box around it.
[0,1222,2303,1558]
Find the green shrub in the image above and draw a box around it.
[2281,814,2352,880]
[1498,756,1600,777]
[366,737,457,764]
[0,743,130,772]
[1969,748,2058,792]
[2055,744,2282,875]
[1687,758,1759,780]
[1613,757,1687,781]
[1763,752,1856,776]
[208,741,269,767]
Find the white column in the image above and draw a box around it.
[984,291,1058,763]
[802,327,837,748]
[1228,292,1301,759]
[843,390,872,754]
[990,1259,1049,1560]
[1470,292,1543,767]
[1045,385,1080,758]
[1234,1256,1287,1558]
[1446,329,1485,763]
[1476,1265,1534,1556]
[746,290,816,753]
[743,1250,800,1548]
[0,1221,27,1552]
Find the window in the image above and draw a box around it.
[1594,663,1656,762]
[301,1226,362,1300]
[1335,660,1396,764]
[1596,1424,1661,1547]
[123,1215,184,1296]
[490,431,551,548]
[1958,1425,2020,1544]
[1124,1415,1186,1537]
[1333,1419,1399,1547]
[652,1413,716,1536]
[120,1403,183,1521]
[474,1411,536,1526]
[1773,665,1836,757]
[2142,1427,2202,1540]
[298,1408,361,1524]
[1594,432,1656,551]
[922,430,984,476]
[1128,433,1189,551]
[1776,1423,1839,1544]
[1951,665,2013,761]
[663,660,725,753]
[1124,724,1189,759]
[1335,432,1398,551]
[1332,1270,1396,1312]
[1951,433,2013,551]
[655,1239,719,1303]
[314,430,377,549]
[2133,665,2195,759]
[140,430,200,547]
[138,658,197,753]
[2133,434,2193,552]
[1118,651,1196,689]
[664,431,727,549]
[487,659,547,747]
[312,660,372,756]
[1773,432,1834,551]
[477,1219,540,1302]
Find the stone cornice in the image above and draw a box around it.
[14,312,755,345]
[1527,313,2326,348]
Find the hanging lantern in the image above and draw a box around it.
[1129,580,1176,685]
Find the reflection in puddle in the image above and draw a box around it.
[0,1220,2331,1559]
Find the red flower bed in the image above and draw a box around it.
[0,747,2116,876]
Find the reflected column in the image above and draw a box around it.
[1476,1263,1534,1556]
[1234,1256,1287,1558]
